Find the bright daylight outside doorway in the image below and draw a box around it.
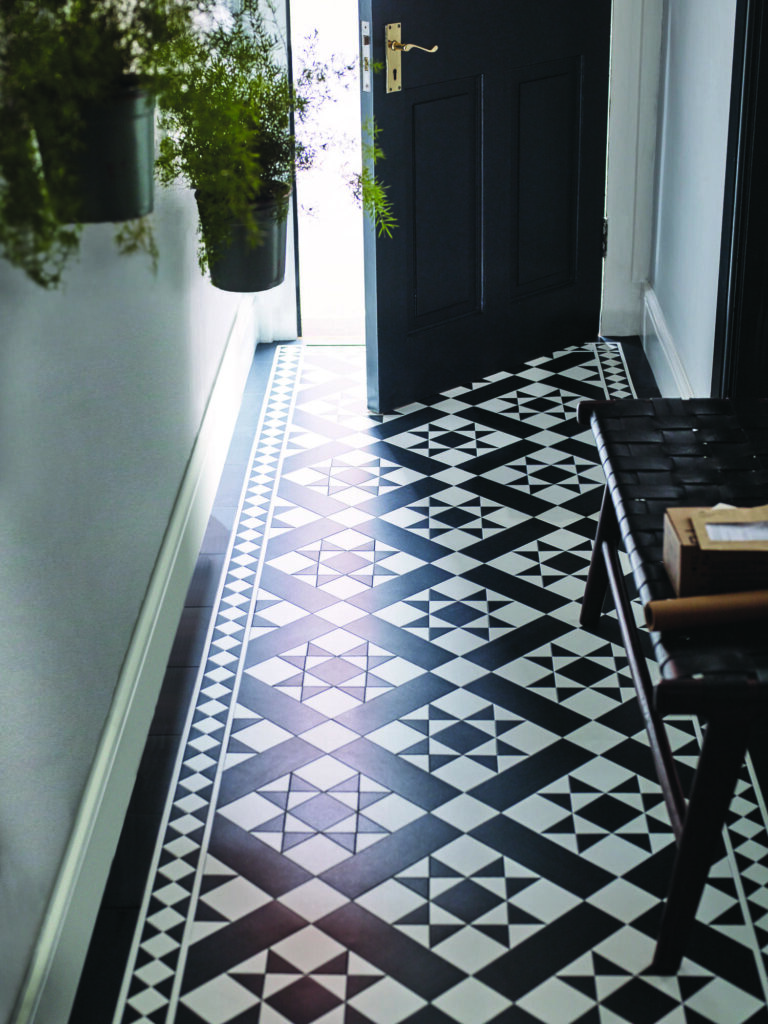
[291,0,366,345]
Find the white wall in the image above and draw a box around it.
[0,183,295,1024]
[644,0,737,396]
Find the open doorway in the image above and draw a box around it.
[290,0,365,345]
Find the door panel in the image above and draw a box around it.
[515,60,581,291]
[411,79,482,328]
[361,0,612,412]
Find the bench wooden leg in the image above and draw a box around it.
[580,486,618,630]
[651,715,748,973]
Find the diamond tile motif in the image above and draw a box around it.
[107,341,768,1024]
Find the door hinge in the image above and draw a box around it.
[601,218,608,258]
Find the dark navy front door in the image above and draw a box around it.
[360,0,612,412]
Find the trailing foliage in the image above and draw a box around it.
[354,118,397,238]
[0,0,197,287]
[157,0,395,274]
[0,0,396,288]
[156,1,284,272]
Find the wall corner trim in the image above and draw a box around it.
[642,284,694,398]
[12,297,258,1024]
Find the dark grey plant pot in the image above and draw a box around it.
[70,85,155,223]
[197,189,290,293]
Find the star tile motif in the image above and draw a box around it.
[98,342,768,1024]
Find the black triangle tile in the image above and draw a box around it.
[563,975,598,1000]
[429,924,464,947]
[344,1007,378,1024]
[592,953,628,976]
[570,1010,602,1024]
[397,905,431,926]
[430,857,462,877]
[711,905,745,926]
[346,976,382,1001]
[230,972,265,998]
[400,877,431,899]
[315,953,348,974]
[576,834,607,853]
[678,975,714,1000]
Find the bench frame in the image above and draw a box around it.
[578,401,756,973]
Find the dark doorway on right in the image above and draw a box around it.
[711,0,768,840]
[712,0,768,397]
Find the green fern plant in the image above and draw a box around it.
[156,0,298,273]
[354,118,397,238]
[156,0,395,274]
[0,0,196,288]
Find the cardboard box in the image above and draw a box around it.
[663,505,768,596]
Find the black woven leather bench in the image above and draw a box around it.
[578,397,768,972]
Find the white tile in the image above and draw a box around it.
[510,879,581,924]
[348,977,426,1023]
[362,794,425,832]
[565,721,628,755]
[134,958,175,991]
[377,552,425,574]
[517,977,595,1024]
[201,877,272,921]
[314,602,367,626]
[431,795,498,832]
[433,757,496,791]
[685,977,768,1023]
[282,834,352,873]
[271,926,345,973]
[232,720,293,753]
[586,878,658,921]
[432,688,488,717]
[592,924,657,974]
[127,987,168,1017]
[278,879,350,922]
[321,576,370,599]
[245,657,298,685]
[503,721,560,755]
[356,879,425,923]
[329,507,374,526]
[219,792,282,831]
[180,975,259,1024]
[267,551,318,574]
[504,794,567,832]
[300,722,359,752]
[432,926,507,972]
[294,755,358,789]
[433,630,488,656]
[367,721,426,753]
[305,689,361,716]
[432,835,500,876]
[433,978,511,1024]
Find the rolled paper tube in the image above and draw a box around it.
[644,589,768,631]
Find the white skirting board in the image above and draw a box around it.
[642,285,694,399]
[12,298,260,1024]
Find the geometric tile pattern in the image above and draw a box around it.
[112,341,768,1024]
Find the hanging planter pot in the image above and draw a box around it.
[39,79,155,224]
[196,184,290,293]
[75,84,155,222]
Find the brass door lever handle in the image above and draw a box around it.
[388,41,439,53]
[385,23,438,92]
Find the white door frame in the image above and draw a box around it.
[602,0,664,337]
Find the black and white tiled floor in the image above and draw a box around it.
[77,341,768,1024]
